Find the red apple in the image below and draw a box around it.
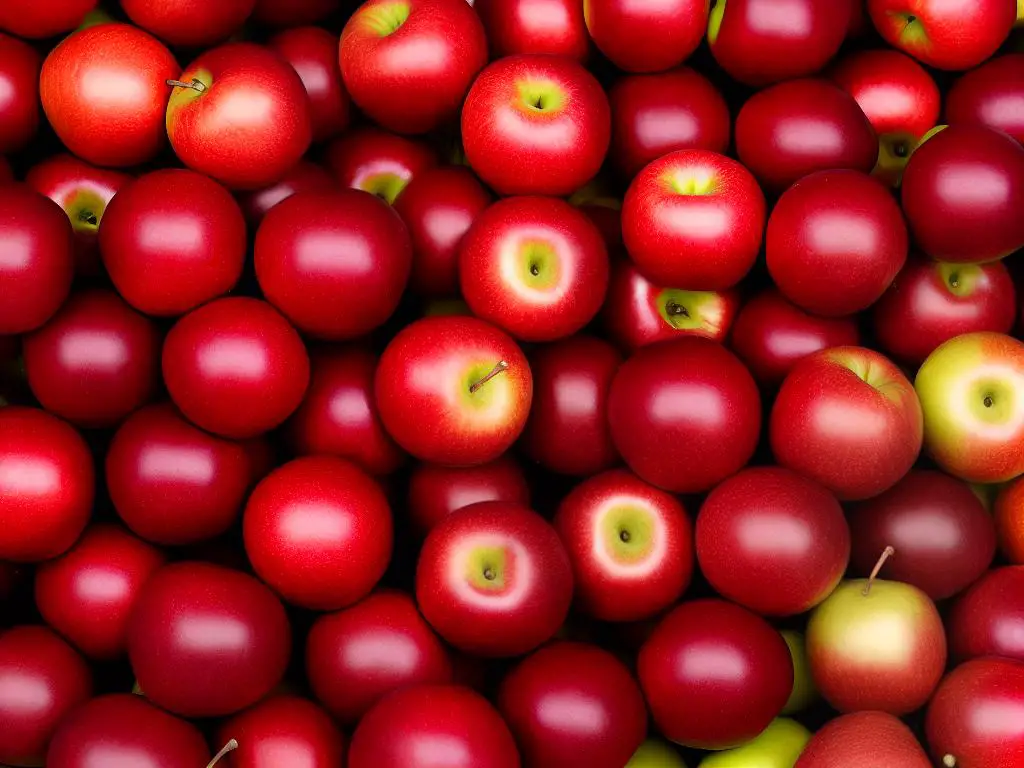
[40,24,178,167]
[0,0,98,38]
[708,0,848,85]
[216,696,345,768]
[253,0,338,25]
[475,0,588,61]
[121,0,255,46]
[767,170,908,317]
[498,641,647,768]
[901,124,1024,263]
[794,712,932,768]
[462,54,610,196]
[416,501,573,657]
[408,456,531,533]
[608,67,731,180]
[584,0,707,73]
[555,469,693,621]
[996,476,1024,563]
[946,54,1024,144]
[0,34,40,154]
[325,127,437,204]
[340,0,487,134]
[268,26,350,142]
[237,160,336,225]
[375,316,533,466]
[166,42,311,190]
[608,337,762,494]
[736,78,877,192]
[950,566,1024,663]
[639,599,793,750]
[771,347,922,500]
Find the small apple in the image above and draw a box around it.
[475,0,588,61]
[216,695,346,768]
[269,25,351,142]
[996,476,1024,562]
[0,33,40,155]
[795,711,931,768]
[121,0,255,46]
[945,53,1024,145]
[408,457,531,533]
[326,126,437,204]
[781,631,818,714]
[585,0,707,73]
[949,566,1024,663]
[699,718,812,768]
[0,0,98,38]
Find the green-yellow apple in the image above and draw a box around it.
[699,719,811,768]
[781,631,818,715]
[627,739,687,767]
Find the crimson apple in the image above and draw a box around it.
[946,54,1024,144]
[269,25,351,142]
[950,566,1024,663]
[217,696,345,768]
[0,0,97,38]
[121,0,255,46]
[794,712,932,768]
[408,456,531,533]
[253,0,338,25]
[585,0,707,73]
[462,54,610,196]
[237,160,336,225]
[0,34,40,154]
[325,127,437,204]
[475,0,588,60]
[996,477,1024,563]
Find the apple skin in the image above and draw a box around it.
[609,337,762,494]
[554,469,693,622]
[375,316,533,466]
[639,599,793,750]
[238,160,336,225]
[996,477,1024,562]
[498,641,647,768]
[867,0,1015,71]
[901,124,1024,263]
[873,255,1017,364]
[460,196,610,342]
[584,0,707,73]
[462,54,611,196]
[700,718,812,768]
[604,260,741,352]
[416,501,573,657]
[216,695,345,768]
[697,466,851,617]
[926,657,1024,768]
[623,149,765,291]
[0,34,40,155]
[609,67,731,180]
[254,0,338,25]
[708,0,848,86]
[767,170,908,317]
[946,54,1024,144]
[166,43,312,190]
[736,78,877,193]
[781,631,818,714]
[40,24,178,168]
[326,126,437,204]
[0,0,97,38]
[914,332,1024,483]
[408,456,531,533]
[0,626,92,767]
[269,26,351,142]
[950,566,1024,663]
[475,0,588,61]
[627,741,687,768]
[120,0,255,46]
[794,711,932,768]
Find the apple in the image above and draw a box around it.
[121,0,255,46]
[996,476,1024,562]
[375,316,533,466]
[408,456,531,533]
[475,0,588,61]
[253,0,338,25]
[867,0,1015,70]
[946,54,1024,144]
[326,127,437,204]
[700,718,812,768]
[269,26,351,142]
[570,179,624,250]
[554,469,693,622]
[0,33,40,154]
[216,696,345,768]
[584,0,707,73]
[708,0,848,85]
[238,160,336,224]
[735,78,877,192]
[462,54,610,196]
[609,67,731,179]
[460,196,610,341]
[697,466,851,616]
[416,501,573,657]
[639,599,793,750]
[873,255,1017,364]
[767,170,908,317]
[915,331,1024,483]
[627,741,687,768]
[0,0,98,38]
[498,641,647,768]
[781,630,818,714]
[609,337,762,494]
[771,347,922,500]
[794,711,932,768]
[950,566,1024,663]
[40,24,178,168]
[166,42,311,190]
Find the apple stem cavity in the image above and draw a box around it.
[78,210,98,227]
[206,739,238,768]
[862,545,896,596]
[166,78,207,94]
[665,301,690,318]
[469,361,509,394]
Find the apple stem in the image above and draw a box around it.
[469,361,509,394]
[206,739,238,768]
[862,546,895,596]
[166,78,207,93]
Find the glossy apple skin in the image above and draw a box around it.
[46,694,210,768]
[166,43,311,190]
[498,641,647,768]
[121,0,255,46]
[40,24,177,167]
[794,711,932,768]
[950,566,1024,664]
[608,337,762,494]
[128,562,291,717]
[408,456,531,533]
[698,467,850,616]
[217,696,345,768]
[555,469,693,622]
[462,55,611,196]
[269,26,350,142]
[307,590,453,723]
[623,149,765,291]
[162,297,311,439]
[585,0,707,73]
[253,0,338,25]
[376,316,533,466]
[393,166,492,297]
[771,347,922,501]
[0,34,40,155]
[609,67,730,180]
[901,124,1024,263]
[100,169,246,317]
[639,599,793,750]
[996,477,1024,563]
[475,0,588,60]
[849,470,996,600]
[0,185,74,335]
[460,196,610,341]
[0,407,93,563]
[874,255,1017,364]
[736,78,877,193]
[947,54,1024,144]
[238,160,336,225]
[349,685,520,768]
[416,501,573,657]
[708,0,848,85]
[767,170,908,317]
[926,657,1024,768]
[0,626,92,767]
[326,127,437,204]
[0,0,97,38]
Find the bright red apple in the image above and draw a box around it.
[121,0,255,46]
[475,0,588,61]
[408,456,531,533]
[237,160,336,224]
[269,25,351,142]
[584,0,707,73]
[0,0,98,38]
[216,695,345,768]
[795,712,932,768]
[0,34,40,155]
[325,127,437,204]
[949,566,1024,663]
[946,53,1024,144]
[253,0,338,25]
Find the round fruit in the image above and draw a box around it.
[216,695,346,768]
[408,457,531,533]
[949,566,1024,664]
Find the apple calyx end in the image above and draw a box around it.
[469,361,509,394]
[861,545,895,596]
[207,739,239,768]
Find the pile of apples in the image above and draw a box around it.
[3,0,1024,766]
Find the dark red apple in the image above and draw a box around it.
[794,711,932,768]
[0,0,98,38]
[997,475,1024,563]
[475,0,588,61]
[584,0,707,73]
[408,456,531,533]
[0,33,40,155]
[238,161,336,225]
[217,695,345,768]
[325,127,437,204]
[946,54,1024,144]
[0,156,11,183]
[950,566,1024,664]
[121,0,255,46]
[269,25,351,142]
[253,0,338,25]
